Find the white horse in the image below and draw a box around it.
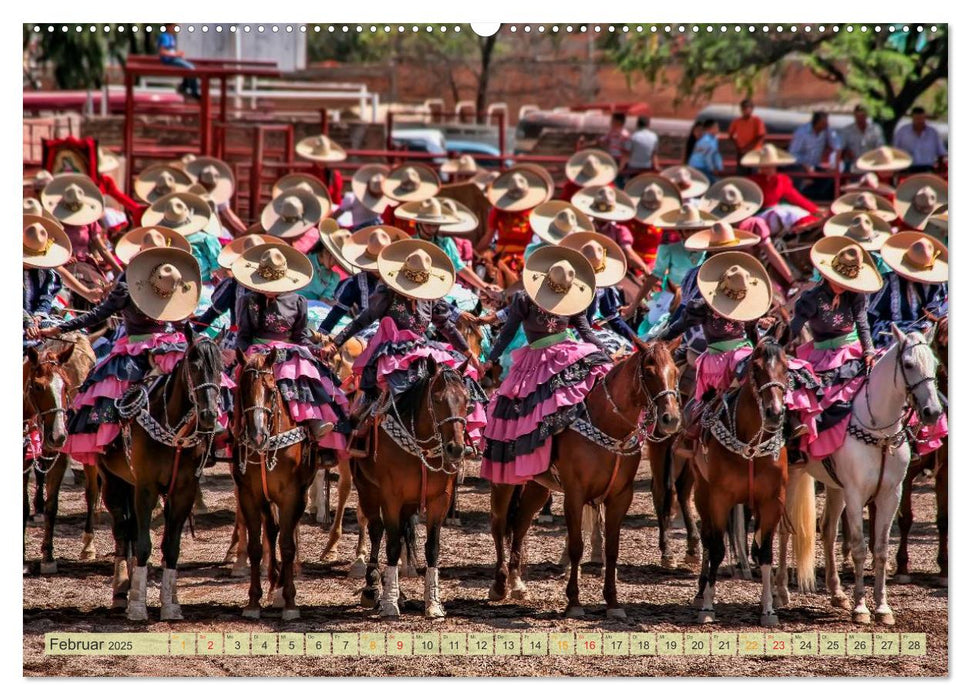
[778,325,943,625]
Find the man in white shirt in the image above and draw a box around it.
[840,105,886,173]
[893,107,947,173]
[626,116,660,174]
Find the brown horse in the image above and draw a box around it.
[691,325,790,626]
[99,328,223,621]
[489,340,681,618]
[355,359,471,618]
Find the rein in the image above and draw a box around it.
[23,357,70,474]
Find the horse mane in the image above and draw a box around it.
[391,360,464,423]
[188,335,222,379]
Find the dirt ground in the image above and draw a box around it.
[23,459,948,677]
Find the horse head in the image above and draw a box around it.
[747,324,790,434]
[24,344,73,450]
[425,359,470,465]
[180,327,223,435]
[892,323,943,427]
[631,337,681,436]
[238,347,281,450]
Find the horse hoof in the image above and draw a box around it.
[683,553,702,567]
[425,603,446,619]
[39,561,57,575]
[360,589,379,609]
[126,603,148,622]
[282,608,301,621]
[111,596,127,610]
[698,610,716,624]
[379,601,401,619]
[875,611,895,626]
[692,595,705,610]
[761,613,780,627]
[487,584,507,602]
[564,605,586,619]
[509,583,529,601]
[606,607,627,620]
[831,594,852,611]
[30,514,45,525]
[403,565,420,579]
[160,604,183,621]
[660,555,677,569]
[79,548,96,561]
[242,607,261,620]
[773,591,790,609]
[852,610,871,624]
[230,565,249,578]
[348,559,367,579]
[894,573,912,584]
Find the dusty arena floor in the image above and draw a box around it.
[23,460,947,677]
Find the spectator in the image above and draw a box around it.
[626,116,660,174]
[728,98,767,166]
[582,112,631,173]
[684,121,704,163]
[158,25,200,100]
[687,119,723,180]
[789,111,841,199]
[893,107,947,173]
[840,105,886,173]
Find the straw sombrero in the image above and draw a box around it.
[23,215,72,269]
[441,154,480,176]
[341,225,410,272]
[31,170,54,192]
[530,201,595,245]
[377,239,456,301]
[115,226,192,265]
[231,244,314,295]
[880,232,948,285]
[350,164,394,214]
[295,134,347,163]
[565,149,618,188]
[318,218,361,274]
[894,175,948,230]
[740,144,797,168]
[924,204,948,242]
[183,157,235,206]
[133,165,193,204]
[684,221,760,252]
[856,146,913,173]
[98,147,120,174]
[42,174,105,226]
[487,167,551,212]
[127,247,201,322]
[260,188,323,240]
[697,252,772,322]
[571,185,636,222]
[141,192,211,236]
[809,237,884,294]
[394,197,462,227]
[517,163,556,193]
[439,199,479,235]
[822,212,892,251]
[625,174,682,225]
[841,171,895,197]
[217,232,287,270]
[560,231,627,288]
[470,169,500,191]
[831,191,896,222]
[382,163,441,203]
[659,165,710,199]
[523,246,596,317]
[700,177,763,225]
[656,203,722,231]
[23,197,53,221]
[272,173,333,216]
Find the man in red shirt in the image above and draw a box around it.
[728,99,767,170]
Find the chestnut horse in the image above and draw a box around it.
[692,325,791,626]
[355,359,471,618]
[99,328,222,621]
[489,339,681,618]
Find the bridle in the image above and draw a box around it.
[856,338,939,434]
[23,356,70,474]
[597,351,680,444]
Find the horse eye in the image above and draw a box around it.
[904,360,915,371]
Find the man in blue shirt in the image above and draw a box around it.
[158,25,200,99]
[788,111,841,200]
[893,107,947,173]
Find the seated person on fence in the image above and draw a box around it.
[158,25,201,100]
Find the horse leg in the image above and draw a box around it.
[730,505,753,580]
[239,483,265,619]
[562,488,586,618]
[894,466,916,583]
[276,489,303,621]
[349,505,369,579]
[536,495,554,524]
[696,484,728,624]
[445,485,461,527]
[100,466,134,610]
[264,502,281,606]
[842,493,871,623]
[649,443,676,568]
[839,510,853,571]
[872,478,904,626]
[562,504,593,569]
[676,459,701,567]
[31,466,45,523]
[40,457,69,574]
[402,512,421,578]
[508,481,550,600]
[754,495,782,627]
[361,512,384,608]
[603,483,635,619]
[821,486,850,609]
[424,486,452,619]
[379,509,403,618]
[80,463,100,560]
[128,479,159,622]
[320,458,353,561]
[590,504,605,567]
[936,459,948,585]
[159,475,196,621]
[774,520,791,609]
[488,483,515,602]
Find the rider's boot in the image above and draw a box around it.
[676,397,705,459]
[305,419,335,442]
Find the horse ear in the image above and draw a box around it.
[56,343,75,366]
[236,347,247,368]
[771,319,791,348]
[891,322,907,346]
[665,337,681,356]
[26,346,40,366]
[630,335,650,354]
[456,358,470,375]
[923,323,937,344]
[268,347,281,366]
[425,357,438,377]
[183,322,195,346]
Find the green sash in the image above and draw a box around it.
[706,338,752,354]
[529,330,575,349]
[813,330,859,350]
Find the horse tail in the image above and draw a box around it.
[788,469,817,593]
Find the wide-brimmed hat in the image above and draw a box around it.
[133,165,193,204]
[295,134,347,163]
[831,191,896,221]
[656,203,722,231]
[441,154,480,176]
[231,244,314,295]
[894,175,948,230]
[41,174,105,226]
[127,247,201,322]
[217,232,287,270]
[350,164,394,214]
[31,170,54,192]
[809,237,883,294]
[260,188,323,240]
[523,246,596,317]
[924,204,948,242]
[560,231,627,288]
[23,215,72,269]
[115,226,192,265]
[341,225,410,271]
[740,144,797,168]
[565,149,618,187]
[659,165,710,199]
[487,167,551,212]
[822,212,892,251]
[880,232,948,285]
[318,218,360,274]
[700,177,764,225]
[571,185,637,222]
[470,169,500,191]
[697,252,772,322]
[394,197,462,227]
[856,146,913,173]
[376,239,456,301]
[841,171,895,197]
[98,147,120,174]
[625,174,682,225]
[438,199,479,235]
[23,197,53,221]
[183,157,235,206]
[141,192,211,236]
[272,173,333,216]
[684,221,760,252]
[530,201,595,245]
[382,163,441,203]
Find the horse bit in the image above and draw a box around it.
[23,359,69,475]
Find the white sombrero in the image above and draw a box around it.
[560,231,627,288]
[318,218,361,274]
[141,192,212,236]
[659,165,710,199]
[42,174,105,227]
[656,203,722,231]
[217,232,287,270]
[127,247,202,322]
[841,171,895,197]
[272,173,333,216]
[565,149,618,188]
[684,220,761,252]
[260,188,323,240]
[697,251,772,322]
[377,239,456,301]
[231,244,314,295]
[350,164,394,214]
[530,201,596,245]
[115,226,192,265]
[810,237,884,294]
[382,163,441,203]
[740,144,797,168]
[856,146,913,173]
[625,174,682,225]
[894,175,948,230]
[924,204,948,243]
[441,154,480,176]
[822,212,892,251]
[523,246,596,317]
[394,197,462,227]
[487,167,552,212]
[98,147,120,174]
[295,134,347,163]
[340,225,410,272]
[438,199,479,235]
[23,215,72,269]
[133,165,193,204]
[183,157,235,206]
[571,185,637,222]
[880,232,948,285]
[700,177,764,225]
[23,197,54,221]
[831,191,896,222]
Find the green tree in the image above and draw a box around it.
[605,25,947,138]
